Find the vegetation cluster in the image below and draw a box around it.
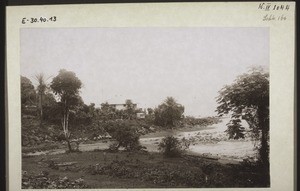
[21,69,218,152]
[21,67,270,188]
[22,150,270,188]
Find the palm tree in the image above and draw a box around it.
[154,97,184,127]
[35,73,50,127]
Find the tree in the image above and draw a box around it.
[100,102,117,120]
[104,120,142,151]
[21,76,36,106]
[124,99,136,119]
[158,136,184,157]
[225,118,245,139]
[154,97,184,127]
[35,73,51,127]
[147,108,154,115]
[216,67,269,168]
[50,69,82,151]
[71,102,96,125]
[42,92,60,122]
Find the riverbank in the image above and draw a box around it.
[23,117,257,163]
[140,124,215,138]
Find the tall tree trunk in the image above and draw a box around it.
[62,101,72,152]
[39,93,43,127]
[66,139,72,152]
[41,93,43,118]
[258,106,269,170]
[63,113,72,152]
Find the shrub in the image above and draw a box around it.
[158,136,185,157]
[108,142,119,151]
[183,116,221,127]
[104,120,141,151]
[154,97,184,127]
[22,173,90,189]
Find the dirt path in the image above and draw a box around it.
[24,117,257,163]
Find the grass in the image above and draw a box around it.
[21,116,269,188]
[22,150,270,188]
[22,142,62,153]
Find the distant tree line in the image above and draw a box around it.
[21,69,186,151]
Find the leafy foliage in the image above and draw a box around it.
[34,73,51,126]
[35,73,48,98]
[158,136,186,157]
[70,103,96,125]
[225,119,245,139]
[22,173,89,189]
[183,116,221,127]
[216,67,269,166]
[154,97,184,127]
[51,69,82,103]
[124,99,137,119]
[90,159,206,187]
[50,69,82,151]
[21,76,36,106]
[99,102,118,120]
[103,120,142,151]
[147,108,154,115]
[88,154,269,187]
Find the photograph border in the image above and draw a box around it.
[6,2,296,191]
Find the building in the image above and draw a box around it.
[108,103,137,110]
[107,102,146,119]
[136,112,146,119]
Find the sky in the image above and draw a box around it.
[20,27,269,117]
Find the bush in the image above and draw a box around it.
[108,142,119,151]
[158,136,185,157]
[22,173,90,189]
[104,120,141,151]
[89,159,206,187]
[154,97,184,127]
[183,116,221,127]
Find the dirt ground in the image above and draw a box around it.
[22,118,268,188]
[22,149,269,188]
[23,118,257,163]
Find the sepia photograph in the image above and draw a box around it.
[20,27,270,188]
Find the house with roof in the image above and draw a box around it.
[107,102,146,119]
[108,103,137,110]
